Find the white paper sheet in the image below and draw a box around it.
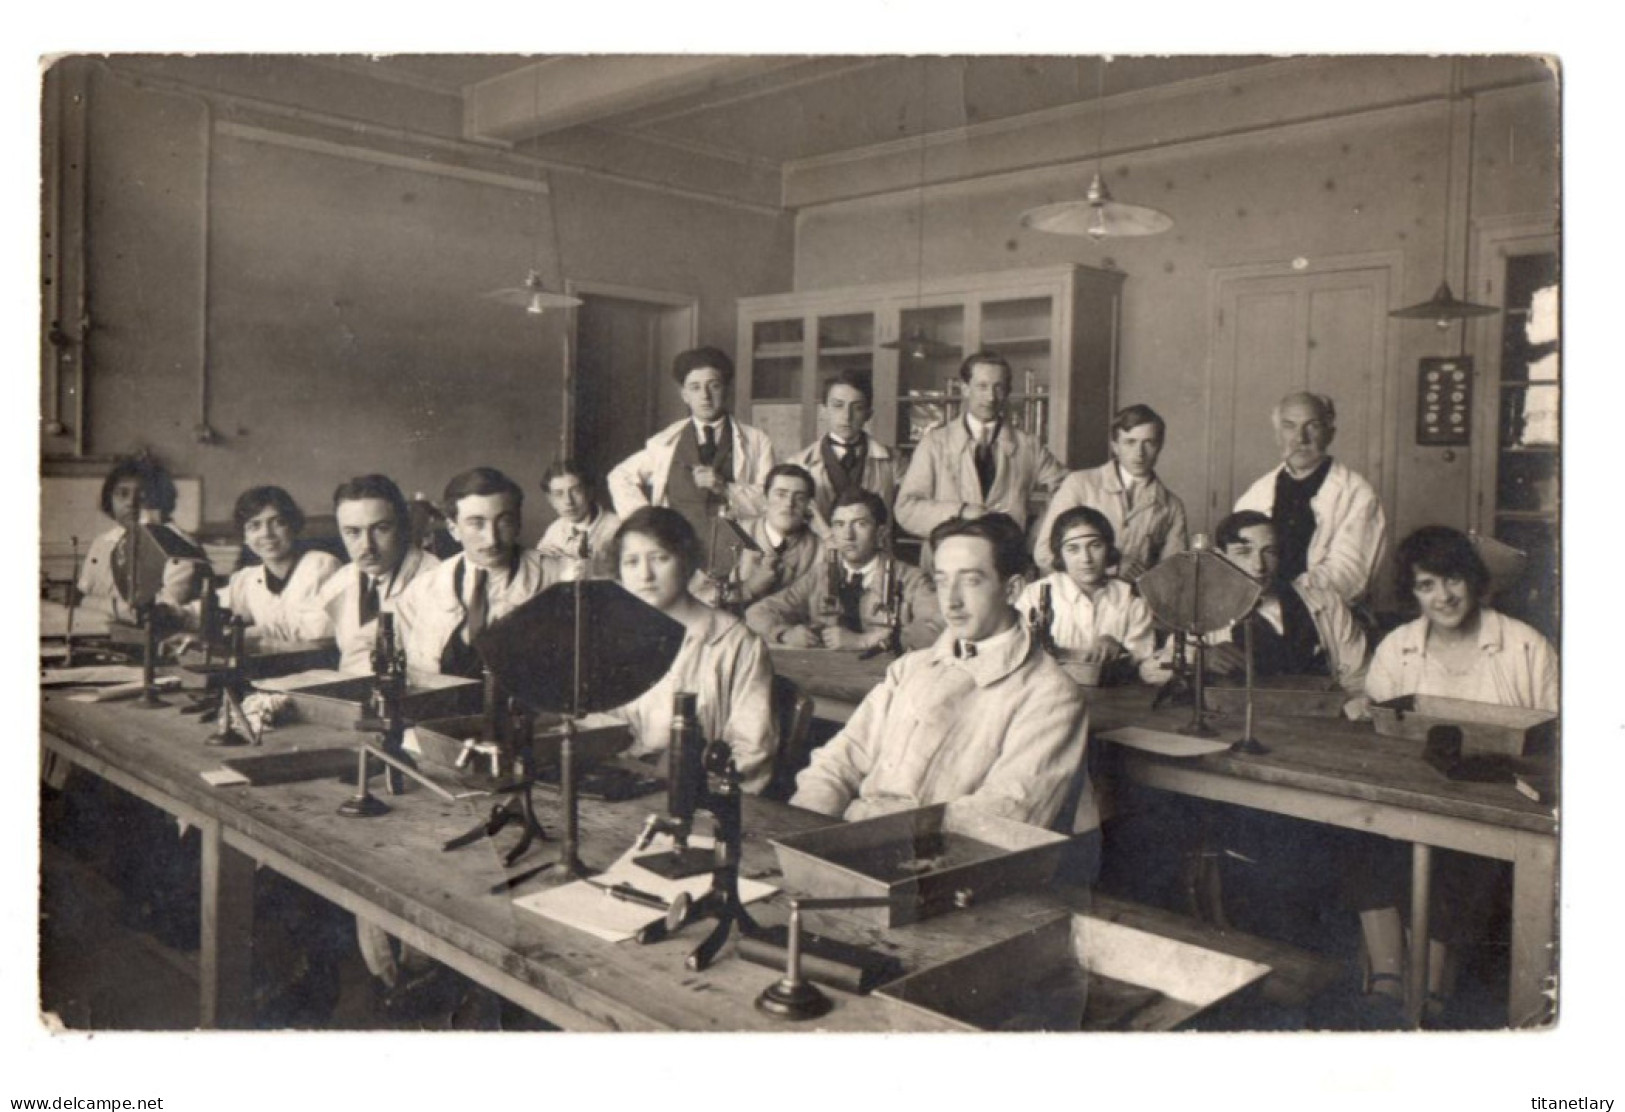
[200,768,251,787]
[1096,725,1233,758]
[512,834,779,942]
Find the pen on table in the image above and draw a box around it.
[586,879,672,910]
[489,863,553,894]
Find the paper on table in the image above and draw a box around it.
[1097,726,1233,758]
[512,834,779,943]
[42,665,146,687]
[68,676,182,703]
[200,768,251,787]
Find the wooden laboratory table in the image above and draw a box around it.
[770,648,1560,1027]
[41,678,1325,1031]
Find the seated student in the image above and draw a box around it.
[220,486,342,643]
[1160,510,1368,696]
[1354,526,1559,1018]
[1366,525,1557,711]
[609,507,777,793]
[790,369,898,532]
[394,467,555,678]
[298,474,440,675]
[791,513,1089,830]
[535,459,620,581]
[77,455,204,624]
[1032,404,1190,581]
[1016,505,1159,683]
[728,463,824,607]
[746,488,939,651]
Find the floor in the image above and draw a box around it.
[38,776,551,1032]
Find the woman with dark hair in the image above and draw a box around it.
[1355,524,1557,1020]
[222,486,341,642]
[1367,525,1557,710]
[76,455,204,623]
[610,507,777,793]
[1015,504,1157,682]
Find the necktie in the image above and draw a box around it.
[359,575,381,626]
[837,571,865,633]
[955,639,979,660]
[973,425,997,499]
[465,567,489,643]
[699,424,718,467]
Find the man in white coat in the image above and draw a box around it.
[1233,391,1386,606]
[607,346,775,575]
[299,474,440,675]
[894,350,1068,560]
[394,467,554,678]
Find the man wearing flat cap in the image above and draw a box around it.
[608,346,777,570]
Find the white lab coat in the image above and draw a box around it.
[1233,459,1387,605]
[1366,609,1557,711]
[606,417,775,522]
[1016,573,1158,680]
[297,547,439,675]
[393,550,556,676]
[222,549,342,642]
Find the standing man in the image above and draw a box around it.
[299,474,440,675]
[607,346,776,574]
[395,467,554,677]
[730,464,824,607]
[1233,392,1387,606]
[535,459,620,581]
[1032,404,1189,581]
[792,369,898,532]
[791,513,1090,832]
[747,488,939,651]
[895,350,1068,556]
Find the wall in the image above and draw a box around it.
[46,59,794,543]
[792,74,1560,560]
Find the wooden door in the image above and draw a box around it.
[1207,264,1394,532]
[573,290,697,487]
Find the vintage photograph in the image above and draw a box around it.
[35,52,1562,1043]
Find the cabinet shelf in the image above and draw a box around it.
[737,264,1123,470]
[981,334,1051,349]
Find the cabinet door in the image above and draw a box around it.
[891,302,968,457]
[743,314,809,460]
[977,291,1059,452]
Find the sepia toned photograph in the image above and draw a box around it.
[33,45,1569,1058]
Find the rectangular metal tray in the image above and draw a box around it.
[770,801,1069,927]
[409,711,632,774]
[253,669,481,730]
[1204,675,1348,719]
[878,911,1270,1031]
[1370,694,1557,757]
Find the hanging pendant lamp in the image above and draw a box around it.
[881,58,955,361]
[1019,57,1173,241]
[480,154,583,460]
[1389,63,1499,333]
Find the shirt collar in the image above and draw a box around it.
[693,416,729,439]
[842,554,884,579]
[929,619,1031,687]
[964,412,999,442]
[763,523,789,551]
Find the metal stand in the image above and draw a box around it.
[1229,615,1270,755]
[442,674,551,867]
[337,744,390,817]
[205,617,251,747]
[135,604,169,709]
[755,900,833,1020]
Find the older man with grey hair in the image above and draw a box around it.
[1232,391,1387,605]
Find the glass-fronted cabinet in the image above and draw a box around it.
[737,265,1123,469]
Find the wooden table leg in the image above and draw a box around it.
[1404,842,1432,1028]
[200,819,256,1028]
[1508,832,1558,1027]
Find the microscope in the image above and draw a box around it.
[632,692,761,972]
[1029,580,1059,657]
[340,611,408,817]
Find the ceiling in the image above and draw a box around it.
[344,54,1275,169]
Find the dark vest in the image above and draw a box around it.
[664,419,735,575]
[1233,585,1330,678]
[1271,457,1332,585]
[820,434,868,501]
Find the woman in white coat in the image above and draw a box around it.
[221,486,342,643]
